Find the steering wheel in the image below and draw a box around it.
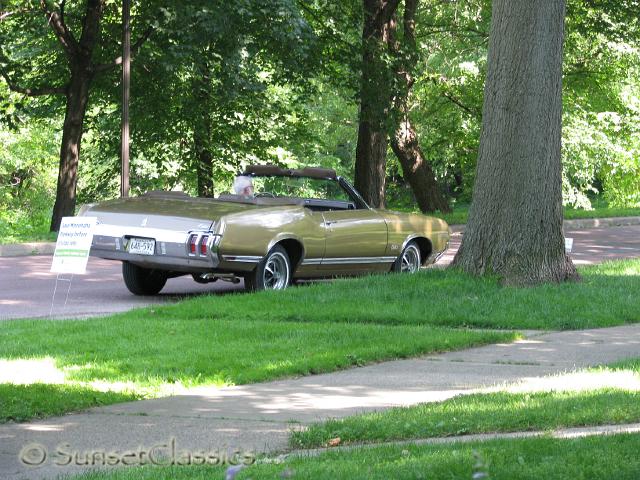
[255,192,276,198]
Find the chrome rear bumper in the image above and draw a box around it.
[90,224,221,273]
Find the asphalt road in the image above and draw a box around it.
[1,224,640,321]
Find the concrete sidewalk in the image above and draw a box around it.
[1,324,639,479]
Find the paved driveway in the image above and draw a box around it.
[1,224,640,321]
[0,257,243,321]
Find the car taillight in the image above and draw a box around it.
[188,234,198,255]
[200,235,209,255]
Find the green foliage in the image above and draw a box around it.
[0,121,58,242]
[563,1,640,208]
[397,0,640,208]
[1,0,640,231]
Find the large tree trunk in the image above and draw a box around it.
[452,0,578,286]
[389,0,450,213]
[355,121,387,207]
[354,0,399,208]
[50,69,92,232]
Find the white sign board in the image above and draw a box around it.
[565,237,574,254]
[50,217,97,274]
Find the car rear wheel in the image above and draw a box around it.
[393,241,421,273]
[122,261,168,295]
[245,245,291,291]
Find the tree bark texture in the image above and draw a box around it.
[50,69,92,231]
[452,0,578,286]
[354,0,399,208]
[389,0,451,213]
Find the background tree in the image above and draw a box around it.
[1,0,640,243]
[388,0,450,213]
[0,0,152,231]
[354,0,451,211]
[452,0,579,285]
[354,0,398,208]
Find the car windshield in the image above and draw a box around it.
[235,175,351,202]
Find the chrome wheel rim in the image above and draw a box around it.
[401,245,421,273]
[263,252,290,289]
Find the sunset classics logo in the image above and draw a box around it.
[19,439,255,467]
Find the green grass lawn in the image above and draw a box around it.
[292,357,640,448]
[137,258,639,330]
[68,434,640,479]
[0,230,57,245]
[2,258,640,423]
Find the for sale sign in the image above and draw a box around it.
[50,217,97,274]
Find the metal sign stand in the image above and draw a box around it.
[49,273,75,318]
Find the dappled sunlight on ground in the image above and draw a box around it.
[485,369,640,394]
[0,357,193,397]
[22,424,64,432]
[0,358,65,384]
[0,300,24,306]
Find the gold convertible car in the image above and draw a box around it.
[81,165,450,294]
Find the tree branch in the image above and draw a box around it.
[93,25,154,73]
[77,0,104,56]
[295,0,357,51]
[40,0,78,57]
[1,6,39,22]
[0,68,66,96]
[442,91,479,117]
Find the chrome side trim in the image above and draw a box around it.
[301,256,396,266]
[300,258,323,266]
[221,255,263,263]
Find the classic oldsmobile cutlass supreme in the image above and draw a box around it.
[80,165,450,294]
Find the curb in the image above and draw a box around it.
[0,242,56,257]
[449,215,640,233]
[2,216,640,257]
[284,422,640,459]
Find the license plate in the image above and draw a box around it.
[127,237,155,255]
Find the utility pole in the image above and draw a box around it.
[120,0,131,197]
